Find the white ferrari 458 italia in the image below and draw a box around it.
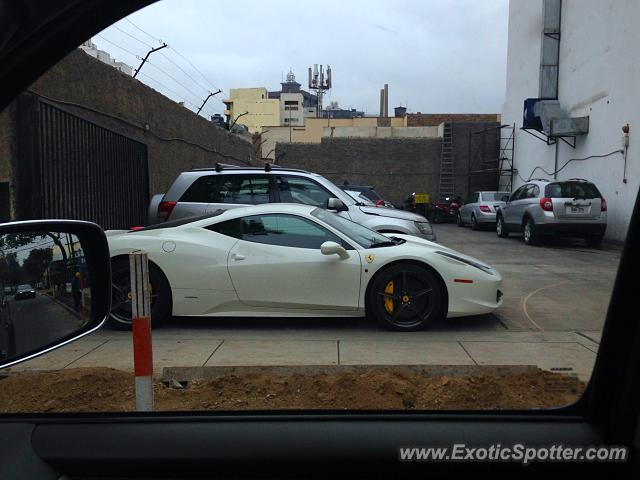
[106,204,503,331]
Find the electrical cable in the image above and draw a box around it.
[93,35,217,118]
[522,149,623,182]
[122,18,226,100]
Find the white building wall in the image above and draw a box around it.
[502,0,640,241]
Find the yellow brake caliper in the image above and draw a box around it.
[384,280,394,314]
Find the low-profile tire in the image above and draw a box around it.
[496,214,509,238]
[109,257,172,330]
[368,263,446,332]
[456,212,464,227]
[522,217,540,246]
[470,214,479,231]
[585,234,604,248]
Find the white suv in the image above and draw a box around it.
[149,164,436,241]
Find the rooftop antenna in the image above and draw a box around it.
[308,63,332,117]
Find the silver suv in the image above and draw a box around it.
[495,179,607,247]
[149,164,436,241]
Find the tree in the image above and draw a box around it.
[325,101,340,111]
[0,232,68,266]
[0,254,23,287]
[22,248,53,284]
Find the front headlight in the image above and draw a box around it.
[414,221,433,235]
[435,250,494,275]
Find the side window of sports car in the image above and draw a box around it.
[239,214,343,249]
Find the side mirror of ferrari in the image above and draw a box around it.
[0,220,111,369]
[502,195,510,202]
[327,198,348,212]
[320,241,350,260]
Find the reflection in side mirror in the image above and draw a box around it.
[502,195,510,202]
[327,197,348,212]
[320,241,350,260]
[0,221,111,369]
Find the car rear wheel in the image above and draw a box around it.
[109,258,172,330]
[368,263,445,331]
[523,218,540,246]
[471,214,478,231]
[456,212,464,227]
[496,215,509,238]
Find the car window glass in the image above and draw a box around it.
[181,175,270,205]
[545,182,601,199]
[509,186,524,201]
[210,214,343,249]
[241,214,342,249]
[276,176,332,207]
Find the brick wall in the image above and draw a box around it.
[408,113,500,127]
[276,122,500,206]
[0,49,254,207]
[277,137,443,207]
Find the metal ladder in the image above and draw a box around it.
[438,122,454,197]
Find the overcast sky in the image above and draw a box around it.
[94,0,509,119]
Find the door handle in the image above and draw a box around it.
[232,254,245,261]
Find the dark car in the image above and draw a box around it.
[14,284,36,300]
[340,183,393,207]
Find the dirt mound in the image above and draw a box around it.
[0,366,585,413]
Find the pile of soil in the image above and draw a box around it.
[0,367,585,413]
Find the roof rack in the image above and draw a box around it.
[566,178,591,182]
[190,163,310,174]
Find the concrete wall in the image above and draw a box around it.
[502,0,639,241]
[276,138,443,207]
[223,87,281,133]
[0,49,254,207]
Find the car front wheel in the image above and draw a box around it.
[368,263,446,331]
[496,215,509,238]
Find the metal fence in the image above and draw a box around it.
[16,93,148,230]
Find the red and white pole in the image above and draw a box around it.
[129,252,154,412]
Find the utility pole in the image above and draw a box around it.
[197,89,222,115]
[133,43,168,78]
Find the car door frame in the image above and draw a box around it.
[502,185,525,226]
[225,212,363,311]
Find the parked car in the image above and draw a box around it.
[14,284,36,300]
[458,191,510,230]
[495,179,607,247]
[149,164,435,241]
[342,189,376,206]
[339,184,394,208]
[430,195,462,223]
[107,204,502,331]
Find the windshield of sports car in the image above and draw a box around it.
[0,0,631,414]
[311,208,398,248]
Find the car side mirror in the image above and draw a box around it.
[327,198,348,212]
[320,241,350,259]
[0,220,111,369]
[502,195,510,202]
